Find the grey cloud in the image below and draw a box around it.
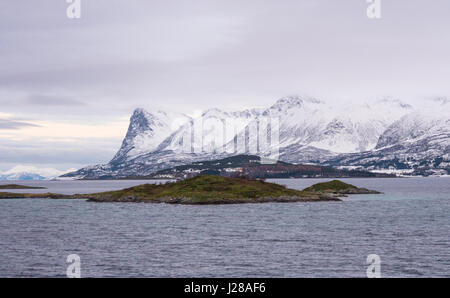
[1,0,449,115]
[26,94,85,106]
[0,137,119,166]
[1,1,450,167]
[0,119,39,130]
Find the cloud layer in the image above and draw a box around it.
[1,0,449,170]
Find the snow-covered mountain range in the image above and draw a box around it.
[63,96,450,179]
[0,165,76,180]
[325,104,450,175]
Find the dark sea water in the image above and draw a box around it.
[0,178,448,277]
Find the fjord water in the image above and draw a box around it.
[0,178,448,277]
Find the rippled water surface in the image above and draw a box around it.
[0,178,449,277]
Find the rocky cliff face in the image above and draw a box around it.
[110,109,191,165]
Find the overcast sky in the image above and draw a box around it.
[1,0,449,171]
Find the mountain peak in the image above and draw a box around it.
[272,95,322,108]
[132,107,147,115]
[0,165,75,180]
[432,97,450,106]
[201,108,228,118]
[377,97,412,109]
[129,109,153,132]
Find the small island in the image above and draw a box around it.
[0,176,380,203]
[83,175,379,204]
[303,180,381,195]
[0,184,46,190]
[0,192,71,199]
[84,175,338,204]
